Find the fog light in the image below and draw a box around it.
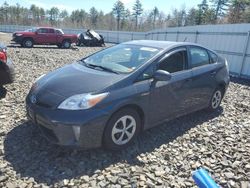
[72,126,81,141]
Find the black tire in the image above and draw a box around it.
[208,87,224,111]
[76,40,81,46]
[22,38,33,48]
[62,40,71,49]
[0,85,7,98]
[103,108,141,150]
[57,44,62,48]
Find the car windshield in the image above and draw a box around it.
[81,44,161,74]
[55,29,64,34]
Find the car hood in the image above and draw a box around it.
[31,62,124,108]
[14,31,34,34]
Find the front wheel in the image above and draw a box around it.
[76,40,81,46]
[208,88,223,111]
[103,108,141,150]
[62,40,71,49]
[22,38,33,48]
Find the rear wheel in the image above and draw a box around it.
[22,38,33,48]
[62,40,71,49]
[208,88,223,111]
[103,108,141,150]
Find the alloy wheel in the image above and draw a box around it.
[25,40,32,47]
[111,115,136,145]
[64,41,70,48]
[211,90,222,109]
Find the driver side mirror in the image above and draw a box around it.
[153,70,171,81]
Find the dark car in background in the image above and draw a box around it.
[26,40,230,150]
[12,27,78,48]
[77,29,105,47]
[0,44,14,88]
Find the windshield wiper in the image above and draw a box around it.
[79,60,119,74]
[89,64,119,74]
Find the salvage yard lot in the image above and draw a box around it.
[0,33,250,187]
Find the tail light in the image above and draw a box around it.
[0,48,7,64]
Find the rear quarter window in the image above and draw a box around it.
[208,51,218,64]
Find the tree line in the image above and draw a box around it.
[0,0,249,31]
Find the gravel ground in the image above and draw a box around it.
[0,33,250,188]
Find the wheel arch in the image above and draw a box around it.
[22,37,34,43]
[62,38,72,43]
[217,82,226,97]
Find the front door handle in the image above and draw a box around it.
[185,78,192,82]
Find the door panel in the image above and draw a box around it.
[188,46,218,108]
[46,29,57,44]
[149,69,193,126]
[36,28,49,44]
[191,64,217,107]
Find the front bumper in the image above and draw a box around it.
[11,35,23,44]
[26,97,110,149]
[0,59,14,85]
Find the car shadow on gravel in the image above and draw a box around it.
[4,108,222,185]
[230,76,250,87]
[0,86,7,99]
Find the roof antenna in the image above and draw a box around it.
[183,37,187,42]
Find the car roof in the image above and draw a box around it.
[37,27,55,29]
[123,40,204,50]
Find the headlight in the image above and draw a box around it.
[58,92,109,110]
[16,33,23,36]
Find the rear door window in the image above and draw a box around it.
[189,47,209,68]
[48,29,55,33]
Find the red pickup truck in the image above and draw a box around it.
[12,27,77,48]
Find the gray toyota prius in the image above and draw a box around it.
[26,40,230,150]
